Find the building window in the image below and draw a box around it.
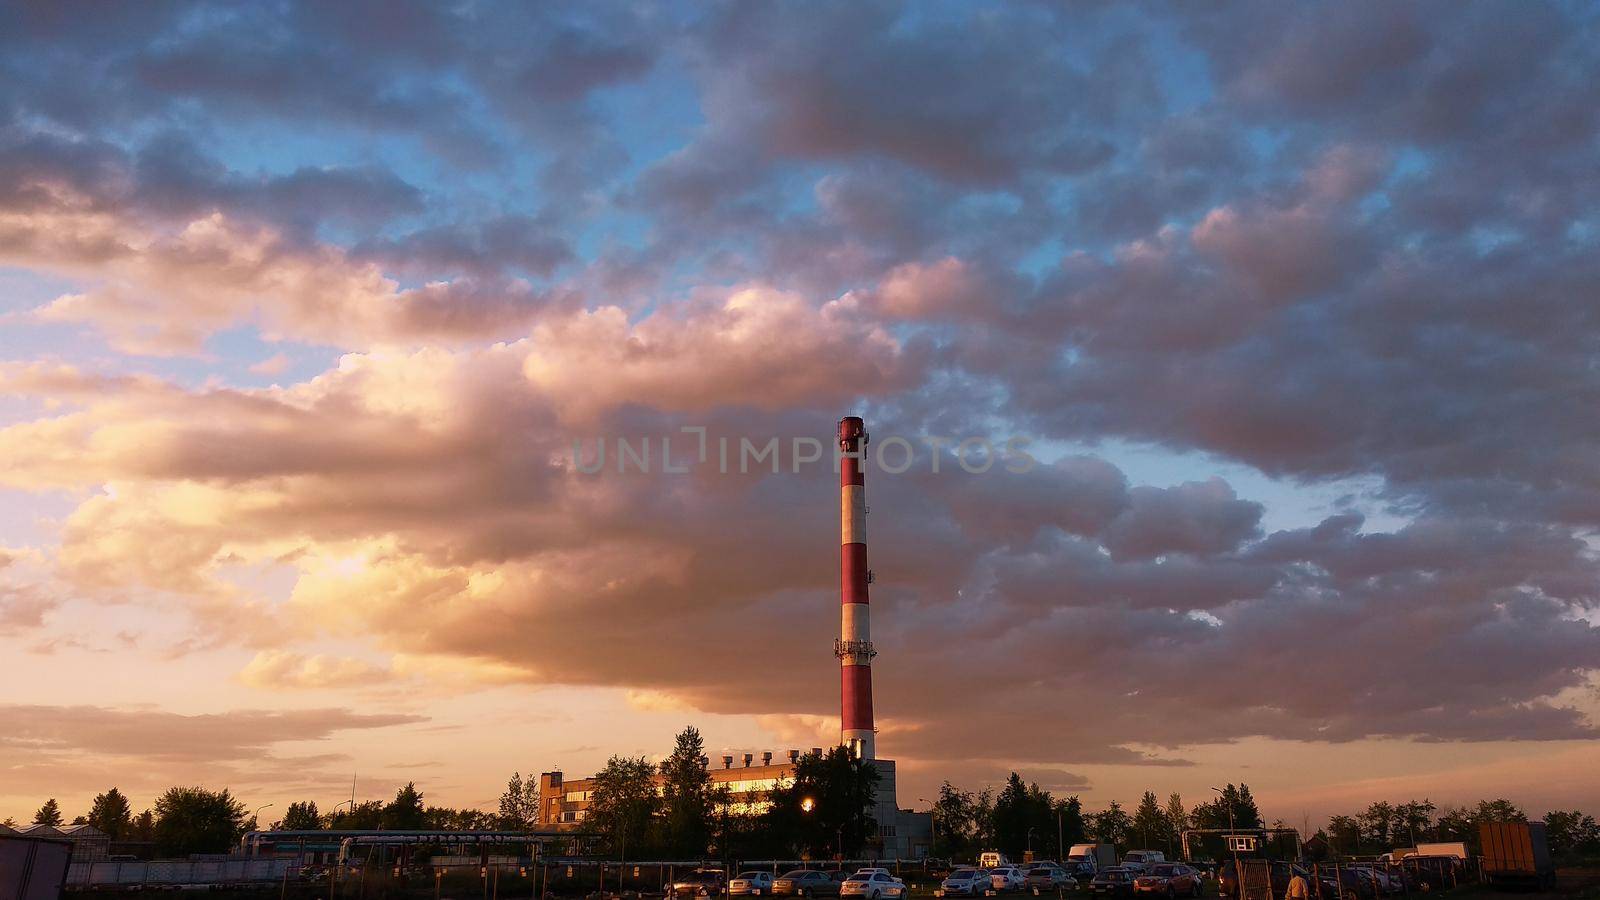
[1227,836,1257,852]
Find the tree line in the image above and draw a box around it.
[930,777,1263,861]
[13,762,1595,865]
[1319,799,1600,861]
[5,782,491,859]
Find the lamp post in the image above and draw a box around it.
[919,799,937,858]
[1212,788,1240,900]
[254,804,274,831]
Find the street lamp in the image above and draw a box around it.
[1212,788,1239,900]
[920,799,937,857]
[254,803,274,830]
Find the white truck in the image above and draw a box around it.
[1066,844,1117,876]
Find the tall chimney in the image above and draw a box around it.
[836,415,876,760]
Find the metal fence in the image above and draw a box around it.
[65,857,297,887]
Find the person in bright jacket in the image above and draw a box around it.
[1286,872,1311,900]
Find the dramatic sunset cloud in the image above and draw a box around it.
[1,0,1598,826]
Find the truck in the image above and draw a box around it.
[1066,844,1117,876]
[979,851,1012,869]
[1413,842,1469,861]
[1479,822,1555,889]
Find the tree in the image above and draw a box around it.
[992,774,1032,858]
[383,783,428,831]
[763,747,881,859]
[1235,784,1262,829]
[499,772,538,831]
[279,801,322,831]
[1475,799,1526,824]
[586,756,662,856]
[328,800,384,830]
[1089,801,1131,846]
[425,806,497,830]
[1544,810,1600,859]
[1327,815,1361,854]
[153,787,248,856]
[1192,785,1261,832]
[129,810,156,842]
[33,799,63,826]
[1132,792,1167,850]
[1164,794,1188,855]
[973,788,996,850]
[932,782,978,859]
[1358,801,1395,850]
[1056,796,1086,854]
[89,788,133,839]
[1392,800,1437,846]
[659,726,716,857]
[990,774,1060,859]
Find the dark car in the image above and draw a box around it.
[775,870,846,897]
[672,869,729,897]
[1134,864,1204,898]
[1091,868,1138,897]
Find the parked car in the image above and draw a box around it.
[1313,867,1379,900]
[672,870,729,897]
[1091,868,1137,897]
[990,866,1028,892]
[1025,866,1078,892]
[775,870,845,897]
[731,872,776,896]
[941,868,991,897]
[1346,865,1402,895]
[1133,864,1203,898]
[840,871,906,900]
[1065,861,1099,882]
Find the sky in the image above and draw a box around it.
[2,0,1599,830]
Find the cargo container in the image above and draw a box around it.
[1478,822,1554,889]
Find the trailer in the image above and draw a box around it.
[1478,822,1554,890]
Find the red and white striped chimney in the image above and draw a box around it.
[836,416,876,760]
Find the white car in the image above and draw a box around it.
[941,868,989,897]
[730,872,775,896]
[840,871,905,899]
[990,867,1027,893]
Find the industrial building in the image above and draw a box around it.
[12,823,110,859]
[538,417,932,859]
[537,751,930,859]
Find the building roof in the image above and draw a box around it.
[58,823,107,837]
[17,824,65,837]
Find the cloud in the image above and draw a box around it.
[3,342,1595,770]
[1,0,1599,807]
[238,651,395,690]
[0,704,423,761]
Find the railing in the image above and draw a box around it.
[66,857,296,887]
